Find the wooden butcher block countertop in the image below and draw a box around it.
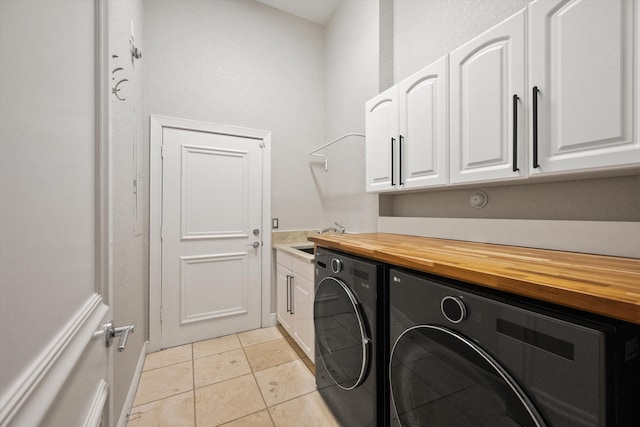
[308,233,640,325]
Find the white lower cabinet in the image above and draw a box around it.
[275,250,315,361]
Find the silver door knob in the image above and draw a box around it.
[246,241,260,249]
[105,321,134,352]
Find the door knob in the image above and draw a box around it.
[246,241,260,249]
[105,321,134,352]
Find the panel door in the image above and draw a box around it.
[365,85,399,193]
[529,0,640,175]
[450,9,527,184]
[161,125,263,348]
[292,273,314,360]
[399,55,449,189]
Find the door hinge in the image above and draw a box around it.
[160,308,163,323]
[160,227,164,240]
[161,145,165,158]
[259,141,265,148]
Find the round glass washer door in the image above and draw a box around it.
[390,325,547,427]
[314,276,370,390]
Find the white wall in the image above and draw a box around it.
[394,0,531,82]
[320,0,380,233]
[0,0,96,396]
[110,0,147,421]
[387,0,640,236]
[143,0,326,231]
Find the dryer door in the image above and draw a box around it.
[314,276,370,390]
[390,325,546,427]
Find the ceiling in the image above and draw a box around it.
[255,0,342,25]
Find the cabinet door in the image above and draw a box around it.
[450,9,527,184]
[398,55,449,189]
[529,0,640,175]
[292,273,314,360]
[276,264,293,332]
[365,85,399,193]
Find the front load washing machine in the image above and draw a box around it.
[388,268,640,427]
[314,248,388,426]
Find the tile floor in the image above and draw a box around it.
[126,326,340,427]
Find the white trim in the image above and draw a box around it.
[260,132,273,328]
[378,217,640,258]
[0,295,108,427]
[95,2,114,424]
[117,341,148,427]
[149,115,163,352]
[83,380,109,427]
[267,312,278,327]
[149,115,273,352]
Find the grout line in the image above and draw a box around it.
[191,343,196,427]
[239,337,276,426]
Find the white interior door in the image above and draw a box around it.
[159,120,265,348]
[0,1,114,426]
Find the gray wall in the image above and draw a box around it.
[143,0,326,231]
[385,0,640,223]
[110,0,148,420]
[320,0,380,233]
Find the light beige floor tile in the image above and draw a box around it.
[275,325,289,338]
[219,410,274,427]
[269,391,340,427]
[133,361,193,407]
[244,338,299,372]
[238,326,283,347]
[194,348,252,388]
[143,344,192,371]
[193,334,241,359]
[127,391,194,427]
[285,336,306,358]
[254,359,316,407]
[301,357,315,375]
[195,374,266,426]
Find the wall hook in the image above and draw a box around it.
[130,37,142,62]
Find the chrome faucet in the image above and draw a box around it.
[318,222,345,234]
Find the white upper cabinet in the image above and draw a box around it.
[399,56,449,189]
[366,85,398,193]
[366,56,448,193]
[450,9,527,185]
[529,0,640,175]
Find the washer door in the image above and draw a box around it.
[314,276,370,390]
[390,325,546,427]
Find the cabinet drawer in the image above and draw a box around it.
[276,249,293,270]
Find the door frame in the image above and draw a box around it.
[149,115,272,352]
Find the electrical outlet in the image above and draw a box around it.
[272,218,279,229]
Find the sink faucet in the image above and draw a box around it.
[318,222,345,234]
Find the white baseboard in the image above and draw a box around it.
[379,217,640,258]
[117,341,148,427]
[267,312,278,327]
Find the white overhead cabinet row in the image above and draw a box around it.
[366,0,640,193]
